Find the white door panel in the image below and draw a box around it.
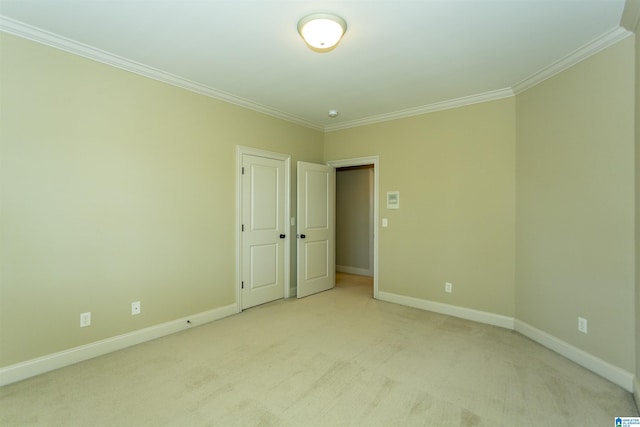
[242,154,285,309]
[297,161,335,298]
[250,164,279,230]
[250,243,278,287]
[304,170,329,229]
[304,240,329,280]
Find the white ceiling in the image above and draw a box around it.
[0,0,631,131]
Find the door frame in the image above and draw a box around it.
[236,146,291,313]
[328,156,379,299]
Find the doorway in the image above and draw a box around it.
[328,156,379,299]
[336,165,374,278]
[236,151,379,309]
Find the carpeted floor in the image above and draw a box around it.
[1,273,637,426]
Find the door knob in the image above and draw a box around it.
[279,234,285,238]
[297,234,306,239]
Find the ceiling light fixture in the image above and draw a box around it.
[297,13,347,52]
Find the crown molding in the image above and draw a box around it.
[512,26,632,94]
[0,16,324,132]
[1,15,633,134]
[324,88,515,132]
[0,17,516,133]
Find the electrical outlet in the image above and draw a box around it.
[578,317,588,334]
[445,282,453,293]
[131,301,141,315]
[80,312,91,327]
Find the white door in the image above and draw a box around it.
[297,161,335,298]
[241,154,286,309]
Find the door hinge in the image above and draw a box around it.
[241,281,244,289]
[242,224,244,232]
[242,166,245,175]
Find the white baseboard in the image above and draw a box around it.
[289,286,297,297]
[0,303,237,387]
[3,293,635,396]
[377,291,515,329]
[514,320,634,392]
[377,291,633,393]
[336,265,372,277]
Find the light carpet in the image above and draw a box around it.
[1,273,637,426]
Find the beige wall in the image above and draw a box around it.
[336,167,372,273]
[516,37,635,371]
[1,26,637,384]
[635,13,640,397]
[0,34,323,367]
[325,98,517,317]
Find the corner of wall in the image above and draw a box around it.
[634,0,640,409]
[621,0,640,33]
[635,376,640,411]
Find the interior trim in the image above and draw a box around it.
[0,16,323,132]
[324,88,515,132]
[1,16,631,133]
[378,290,633,392]
[328,156,380,299]
[514,320,634,392]
[512,26,632,94]
[336,265,372,277]
[0,303,237,387]
[378,291,515,329]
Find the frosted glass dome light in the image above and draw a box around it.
[298,13,347,52]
